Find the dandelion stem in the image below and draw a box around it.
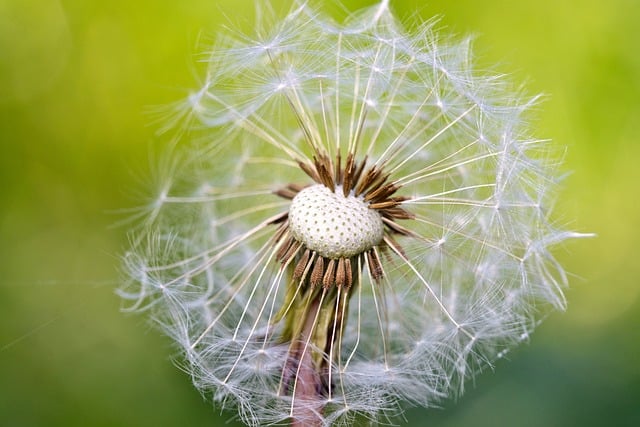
[291,294,325,427]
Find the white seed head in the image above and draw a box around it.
[120,2,590,426]
[288,184,383,259]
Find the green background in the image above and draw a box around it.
[1,0,638,426]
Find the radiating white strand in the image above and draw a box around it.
[397,151,501,188]
[384,237,475,340]
[246,156,300,169]
[203,92,306,162]
[149,225,266,278]
[347,58,362,155]
[231,237,287,341]
[387,104,477,175]
[162,189,274,204]
[374,76,442,167]
[348,42,383,155]
[219,243,293,383]
[266,47,323,157]
[327,284,342,401]
[405,183,496,203]
[319,81,333,158]
[342,256,363,372]
[288,75,327,155]
[336,284,351,408]
[374,0,390,23]
[335,32,343,155]
[222,259,289,384]
[191,229,283,349]
[392,137,480,185]
[155,212,284,282]
[368,248,389,369]
[410,200,541,208]
[210,201,290,228]
[276,252,318,327]
[261,244,303,348]
[365,52,414,158]
[412,215,523,263]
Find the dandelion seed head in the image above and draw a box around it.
[121,2,589,426]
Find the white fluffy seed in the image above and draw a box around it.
[288,184,384,259]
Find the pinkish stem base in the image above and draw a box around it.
[290,297,324,427]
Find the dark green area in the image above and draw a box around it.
[1,0,638,426]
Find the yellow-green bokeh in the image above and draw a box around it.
[1,1,638,426]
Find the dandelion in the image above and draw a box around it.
[121,1,589,426]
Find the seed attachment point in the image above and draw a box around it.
[288,184,384,259]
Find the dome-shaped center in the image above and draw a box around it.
[288,184,384,259]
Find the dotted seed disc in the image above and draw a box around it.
[288,184,384,259]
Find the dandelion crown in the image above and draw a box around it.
[121,1,586,426]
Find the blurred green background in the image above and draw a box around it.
[1,0,638,426]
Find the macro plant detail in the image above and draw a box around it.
[121,1,587,426]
